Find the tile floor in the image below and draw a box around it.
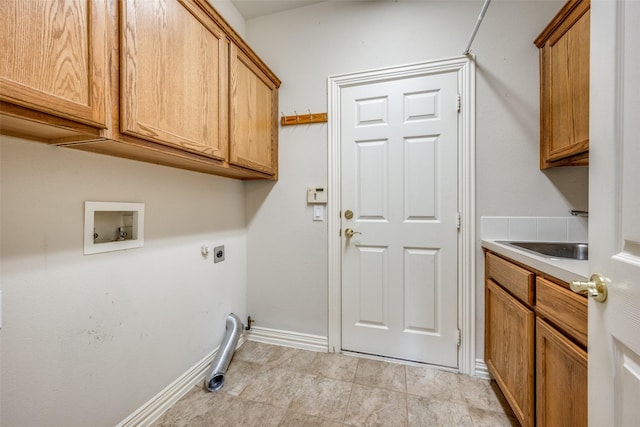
[153,341,517,427]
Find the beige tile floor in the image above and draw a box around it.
[153,341,517,427]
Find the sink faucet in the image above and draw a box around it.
[570,210,589,217]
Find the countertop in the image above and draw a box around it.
[482,239,589,283]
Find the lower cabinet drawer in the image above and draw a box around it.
[536,277,588,347]
[486,252,535,306]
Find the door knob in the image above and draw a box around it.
[344,228,361,238]
[570,273,608,302]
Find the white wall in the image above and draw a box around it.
[0,136,247,426]
[243,1,588,356]
[209,0,246,37]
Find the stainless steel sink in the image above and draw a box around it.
[497,241,588,260]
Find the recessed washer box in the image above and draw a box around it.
[84,201,145,255]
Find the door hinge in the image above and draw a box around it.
[457,329,461,347]
[456,212,461,230]
[457,94,461,112]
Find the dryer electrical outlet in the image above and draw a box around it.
[214,245,225,263]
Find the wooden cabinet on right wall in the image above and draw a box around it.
[535,0,590,169]
[484,251,588,427]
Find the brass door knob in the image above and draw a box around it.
[570,274,608,302]
[344,228,362,238]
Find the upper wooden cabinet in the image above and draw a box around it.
[535,0,590,169]
[0,0,108,133]
[0,0,280,180]
[120,0,227,161]
[229,43,278,177]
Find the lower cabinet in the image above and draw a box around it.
[484,250,587,427]
[486,280,535,426]
[536,318,588,426]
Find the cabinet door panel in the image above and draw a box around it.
[536,318,587,427]
[120,0,227,160]
[547,9,590,161]
[536,0,590,169]
[229,43,277,176]
[0,0,107,127]
[485,280,535,427]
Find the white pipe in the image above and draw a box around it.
[205,313,244,392]
[463,0,492,55]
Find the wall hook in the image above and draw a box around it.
[280,110,328,126]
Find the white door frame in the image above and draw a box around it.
[327,56,477,375]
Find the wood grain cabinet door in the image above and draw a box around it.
[229,43,278,177]
[546,8,590,163]
[0,0,107,128]
[536,318,587,427]
[120,0,227,160]
[485,280,535,427]
[536,0,590,169]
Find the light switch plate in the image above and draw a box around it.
[313,205,324,221]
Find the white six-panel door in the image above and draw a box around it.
[589,1,640,425]
[340,70,459,368]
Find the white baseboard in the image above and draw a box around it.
[247,326,328,352]
[474,359,492,380]
[117,335,247,427]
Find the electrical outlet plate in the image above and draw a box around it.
[214,245,225,263]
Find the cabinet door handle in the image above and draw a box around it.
[570,274,608,302]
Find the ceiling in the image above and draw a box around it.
[230,0,328,20]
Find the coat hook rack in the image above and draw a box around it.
[281,110,328,126]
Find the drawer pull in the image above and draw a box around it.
[570,274,608,303]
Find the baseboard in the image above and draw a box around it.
[474,358,492,380]
[247,326,328,352]
[117,335,247,427]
